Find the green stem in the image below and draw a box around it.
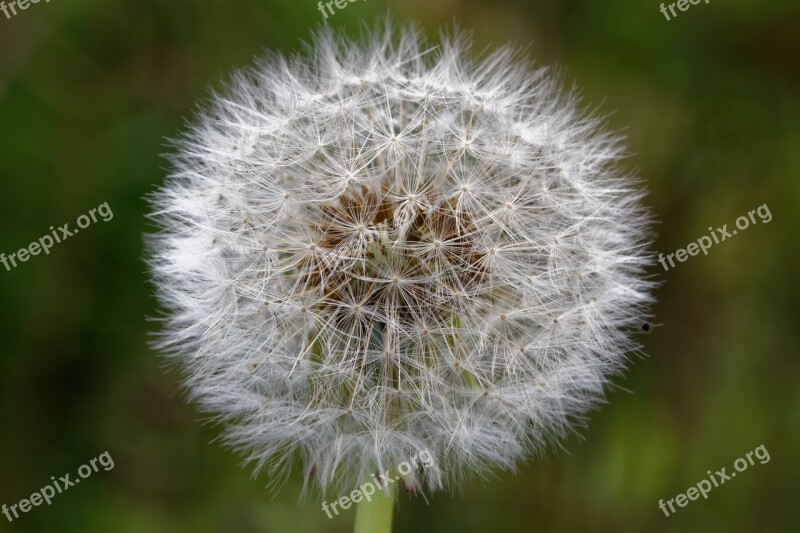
[353,479,395,533]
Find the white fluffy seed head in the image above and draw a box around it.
[147,21,655,496]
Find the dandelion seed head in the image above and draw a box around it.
[148,21,655,495]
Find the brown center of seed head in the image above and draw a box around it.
[298,182,488,328]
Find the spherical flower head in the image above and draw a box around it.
[148,21,655,496]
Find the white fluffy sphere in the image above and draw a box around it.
[148,21,654,495]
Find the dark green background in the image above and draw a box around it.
[1,0,798,531]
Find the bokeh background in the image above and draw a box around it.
[1,0,798,531]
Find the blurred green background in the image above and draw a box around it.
[1,0,798,531]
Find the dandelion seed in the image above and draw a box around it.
[147,20,655,504]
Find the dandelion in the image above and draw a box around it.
[147,20,654,532]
